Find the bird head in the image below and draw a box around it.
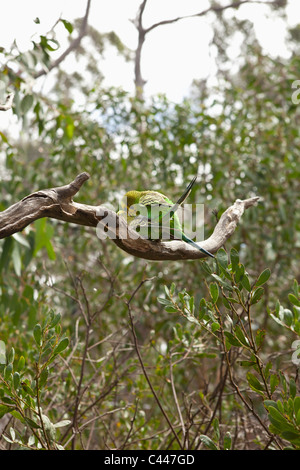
[117,190,142,222]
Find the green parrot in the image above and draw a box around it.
[118,177,214,258]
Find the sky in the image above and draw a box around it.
[0,0,300,103]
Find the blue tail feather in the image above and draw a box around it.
[182,234,214,258]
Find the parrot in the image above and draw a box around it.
[118,176,214,258]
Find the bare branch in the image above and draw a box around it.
[126,279,183,449]
[144,0,282,34]
[33,0,92,79]
[0,172,259,261]
[0,93,14,111]
[132,0,148,95]
[132,0,284,95]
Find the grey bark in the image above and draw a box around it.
[0,172,259,261]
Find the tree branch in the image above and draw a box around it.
[132,0,285,96]
[0,172,259,261]
[144,0,283,34]
[33,0,92,79]
[0,93,14,111]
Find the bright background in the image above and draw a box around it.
[1,0,300,101]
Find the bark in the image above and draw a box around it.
[0,93,14,111]
[0,172,259,261]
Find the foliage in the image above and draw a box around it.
[0,310,69,449]
[158,250,300,449]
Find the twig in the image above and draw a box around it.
[120,398,139,450]
[214,306,283,449]
[169,355,186,446]
[132,0,283,96]
[33,0,92,79]
[144,0,280,34]
[126,278,183,449]
[0,93,14,111]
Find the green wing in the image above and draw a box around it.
[131,191,182,240]
[133,177,198,240]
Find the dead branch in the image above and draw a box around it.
[144,0,283,34]
[33,0,92,79]
[0,93,14,111]
[132,0,285,97]
[0,172,259,261]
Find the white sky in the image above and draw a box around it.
[0,0,300,102]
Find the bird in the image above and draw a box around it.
[118,176,214,258]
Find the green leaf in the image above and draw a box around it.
[11,243,21,276]
[49,313,61,329]
[211,274,233,291]
[39,367,49,389]
[169,282,176,296]
[17,356,25,372]
[33,218,56,260]
[189,295,195,314]
[0,340,6,364]
[53,337,69,355]
[164,306,178,313]
[264,399,278,410]
[61,19,73,34]
[238,360,256,367]
[283,308,294,326]
[268,406,295,431]
[222,296,231,309]
[209,282,219,304]
[247,372,265,394]
[0,131,8,143]
[199,434,218,450]
[270,374,279,394]
[240,273,251,292]
[289,378,297,398]
[234,325,249,347]
[40,36,59,51]
[0,404,12,419]
[4,363,13,380]
[200,260,212,275]
[281,431,300,445]
[13,372,20,389]
[7,347,15,365]
[255,268,271,287]
[211,322,220,332]
[164,285,170,297]
[216,248,228,269]
[213,417,220,440]
[230,248,239,273]
[288,293,300,307]
[224,331,241,347]
[24,417,40,429]
[12,232,31,248]
[293,280,299,298]
[21,381,35,397]
[223,432,232,450]
[10,410,25,423]
[250,287,264,305]
[21,94,34,114]
[2,435,14,444]
[294,396,300,418]
[33,323,42,346]
[235,263,245,283]
[255,329,266,348]
[157,297,172,306]
[53,419,71,428]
